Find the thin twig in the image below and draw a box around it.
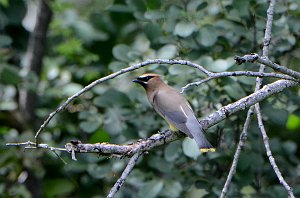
[255,104,295,198]
[6,141,67,152]
[220,107,254,198]
[234,54,300,80]
[107,152,141,198]
[181,70,296,92]
[201,79,297,129]
[52,150,68,165]
[6,141,67,164]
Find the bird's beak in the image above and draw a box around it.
[132,78,147,87]
[132,79,140,83]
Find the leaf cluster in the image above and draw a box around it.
[0,0,300,197]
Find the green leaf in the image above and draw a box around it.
[0,126,10,135]
[146,0,161,10]
[186,186,208,198]
[112,44,131,62]
[207,58,235,72]
[223,83,246,100]
[109,61,128,72]
[144,23,163,42]
[108,4,133,13]
[197,25,218,47]
[87,164,111,179]
[93,89,132,107]
[62,83,83,96]
[174,22,197,37]
[232,0,250,17]
[0,35,12,47]
[182,137,200,159]
[144,10,164,20]
[282,141,297,154]
[164,141,180,162]
[161,181,182,197]
[104,107,127,135]
[168,65,193,75]
[148,155,174,174]
[241,185,256,197]
[263,106,288,126]
[0,65,21,85]
[73,20,108,43]
[89,129,110,143]
[132,34,150,53]
[156,44,177,59]
[0,0,9,7]
[56,38,83,57]
[79,120,101,133]
[8,185,31,198]
[286,114,300,131]
[238,76,255,85]
[44,179,75,197]
[137,180,163,198]
[198,55,214,67]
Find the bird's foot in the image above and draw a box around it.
[158,130,168,144]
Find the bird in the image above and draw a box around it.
[133,73,215,152]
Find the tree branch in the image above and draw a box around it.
[107,152,142,198]
[220,107,254,198]
[181,70,296,92]
[234,54,300,80]
[255,104,295,198]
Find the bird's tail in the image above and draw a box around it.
[193,128,216,153]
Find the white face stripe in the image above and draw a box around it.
[138,74,160,78]
[180,105,188,118]
[139,74,149,78]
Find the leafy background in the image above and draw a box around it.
[1,0,300,197]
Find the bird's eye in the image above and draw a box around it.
[138,76,153,82]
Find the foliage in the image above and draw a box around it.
[0,0,300,197]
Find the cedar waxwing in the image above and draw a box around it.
[133,73,215,152]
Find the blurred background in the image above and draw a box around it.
[0,0,300,197]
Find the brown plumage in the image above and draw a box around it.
[133,73,215,152]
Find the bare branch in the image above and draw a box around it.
[262,0,275,57]
[6,141,68,164]
[6,141,67,152]
[64,130,183,157]
[220,107,254,198]
[234,54,300,80]
[181,70,296,92]
[201,80,297,128]
[107,152,142,198]
[255,104,295,198]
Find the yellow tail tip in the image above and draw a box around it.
[200,148,216,153]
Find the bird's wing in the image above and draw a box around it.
[153,89,214,150]
[153,91,193,137]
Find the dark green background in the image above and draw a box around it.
[0,0,300,197]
